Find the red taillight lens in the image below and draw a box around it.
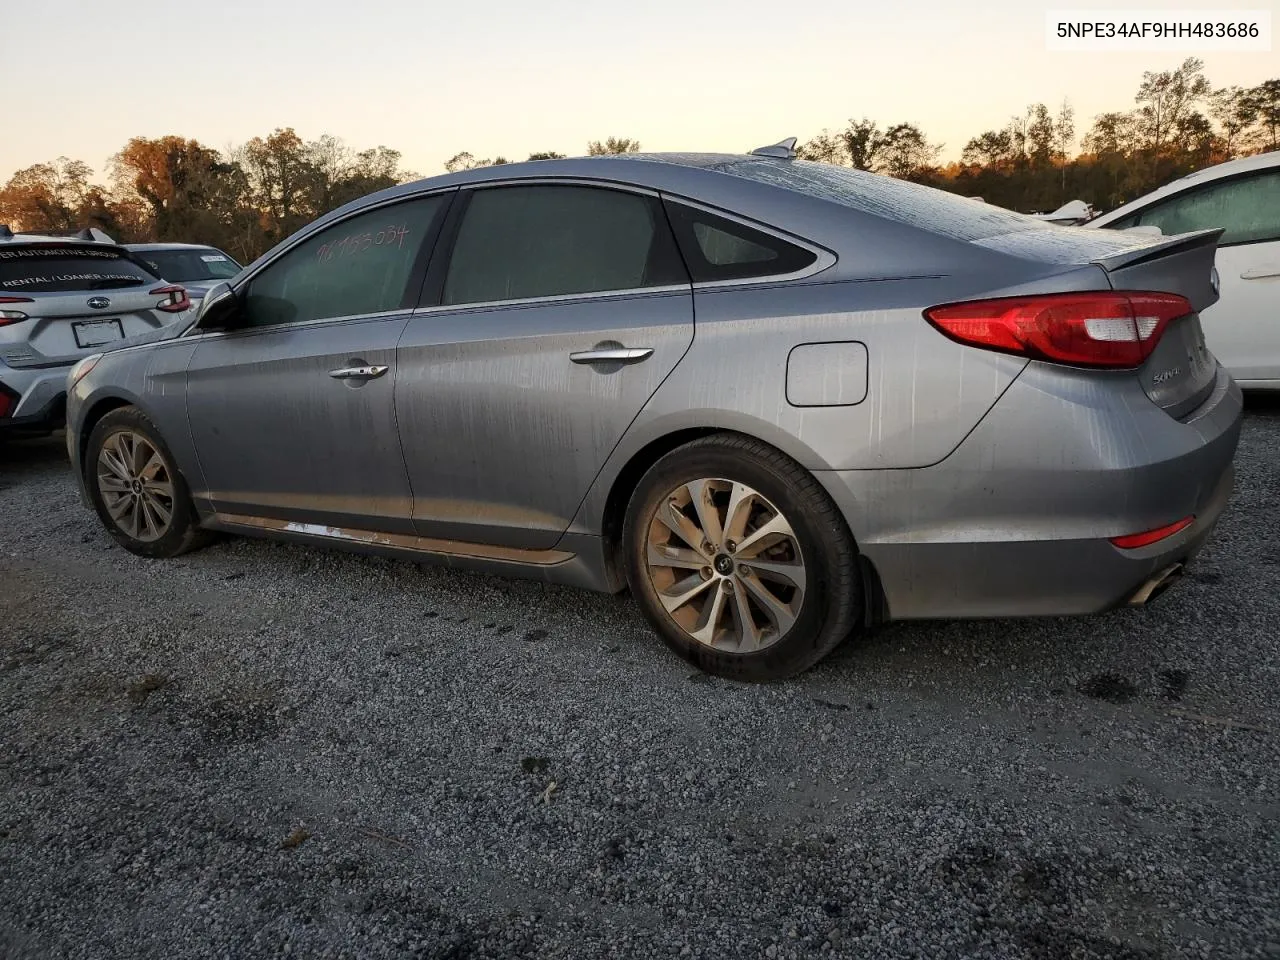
[149,284,191,313]
[1110,516,1195,549]
[0,295,33,327]
[924,291,1192,369]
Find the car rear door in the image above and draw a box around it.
[184,192,450,535]
[395,182,694,550]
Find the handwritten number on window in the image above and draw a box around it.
[316,224,411,264]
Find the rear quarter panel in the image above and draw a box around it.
[568,227,1126,541]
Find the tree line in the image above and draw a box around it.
[798,61,1276,213]
[1,60,1274,262]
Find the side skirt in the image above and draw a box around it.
[205,511,621,593]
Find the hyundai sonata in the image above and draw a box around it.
[65,141,1243,681]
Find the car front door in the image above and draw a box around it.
[395,182,694,550]
[184,192,450,534]
[1122,168,1280,382]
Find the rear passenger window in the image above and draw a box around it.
[0,246,156,293]
[663,201,818,283]
[441,185,686,306]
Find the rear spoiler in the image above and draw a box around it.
[1089,228,1223,273]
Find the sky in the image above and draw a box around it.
[2,0,1276,185]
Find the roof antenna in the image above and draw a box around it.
[749,137,798,159]
[0,224,13,239]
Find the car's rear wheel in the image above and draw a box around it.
[86,407,209,558]
[623,434,862,681]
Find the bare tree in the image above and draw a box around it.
[1134,57,1210,159]
[1210,87,1257,158]
[1055,99,1076,192]
[797,129,845,164]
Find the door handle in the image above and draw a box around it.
[1240,265,1280,280]
[569,347,654,365]
[329,364,389,380]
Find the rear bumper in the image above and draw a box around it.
[819,361,1244,620]
[0,360,71,428]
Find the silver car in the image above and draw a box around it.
[125,243,243,308]
[64,144,1243,681]
[0,227,194,434]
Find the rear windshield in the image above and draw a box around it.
[718,159,1051,243]
[134,248,241,282]
[0,245,157,293]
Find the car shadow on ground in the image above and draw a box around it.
[0,433,68,484]
[5,403,1275,703]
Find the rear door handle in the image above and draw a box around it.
[329,364,389,380]
[569,347,654,365]
[1240,265,1280,280]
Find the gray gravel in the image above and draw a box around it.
[2,401,1279,960]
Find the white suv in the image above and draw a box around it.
[0,226,194,434]
[1088,152,1280,389]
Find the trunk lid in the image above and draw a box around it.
[975,226,1224,418]
[0,288,182,368]
[1099,229,1222,419]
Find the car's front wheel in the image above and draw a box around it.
[86,407,209,558]
[623,434,863,681]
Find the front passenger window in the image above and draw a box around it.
[242,195,445,328]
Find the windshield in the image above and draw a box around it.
[135,248,241,282]
[0,245,158,293]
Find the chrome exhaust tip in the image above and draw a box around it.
[1128,563,1184,606]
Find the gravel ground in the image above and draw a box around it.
[2,401,1278,960]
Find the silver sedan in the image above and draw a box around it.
[64,143,1243,680]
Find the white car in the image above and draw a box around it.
[1088,152,1280,389]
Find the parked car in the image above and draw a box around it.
[1087,152,1280,389]
[0,226,192,435]
[125,243,242,307]
[65,142,1241,680]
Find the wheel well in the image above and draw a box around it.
[600,427,722,571]
[76,397,133,474]
[599,426,889,625]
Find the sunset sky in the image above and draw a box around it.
[3,0,1275,183]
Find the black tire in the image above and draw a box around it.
[85,406,211,559]
[623,433,862,681]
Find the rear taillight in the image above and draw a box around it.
[924,291,1192,369]
[0,382,18,418]
[0,295,33,326]
[1110,516,1195,549]
[149,284,191,313]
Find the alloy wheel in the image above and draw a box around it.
[644,477,806,653]
[96,430,175,543]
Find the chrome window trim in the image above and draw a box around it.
[228,188,459,291]
[412,285,690,317]
[457,176,662,199]
[182,308,409,341]
[660,194,838,290]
